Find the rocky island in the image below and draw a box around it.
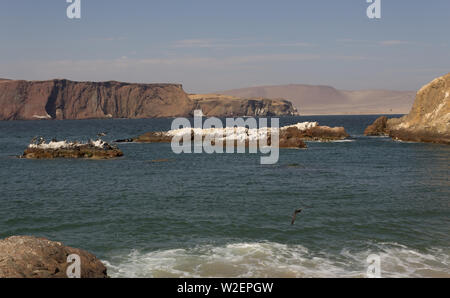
[365,73,450,144]
[21,138,123,159]
[0,236,108,278]
[118,122,349,149]
[0,79,297,120]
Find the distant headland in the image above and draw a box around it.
[0,79,296,121]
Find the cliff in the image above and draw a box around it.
[0,79,193,120]
[189,94,298,117]
[0,79,298,120]
[365,73,450,144]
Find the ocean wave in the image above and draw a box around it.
[102,242,450,278]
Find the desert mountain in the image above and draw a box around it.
[220,84,416,115]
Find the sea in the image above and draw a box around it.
[0,115,448,278]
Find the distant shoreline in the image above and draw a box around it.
[0,114,407,122]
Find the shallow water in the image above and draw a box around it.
[0,115,448,277]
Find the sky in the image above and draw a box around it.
[1,0,449,93]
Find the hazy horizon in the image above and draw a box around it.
[1,0,450,93]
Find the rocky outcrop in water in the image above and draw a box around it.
[364,116,389,136]
[0,236,108,278]
[118,122,349,148]
[364,73,450,144]
[21,138,123,159]
[0,79,298,120]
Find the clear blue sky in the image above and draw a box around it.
[1,0,449,93]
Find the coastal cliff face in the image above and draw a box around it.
[365,73,450,144]
[0,79,193,120]
[189,94,298,117]
[0,79,298,120]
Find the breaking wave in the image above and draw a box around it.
[102,242,450,278]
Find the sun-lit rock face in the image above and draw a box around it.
[0,236,108,278]
[365,73,450,144]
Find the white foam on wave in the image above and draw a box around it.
[102,241,450,278]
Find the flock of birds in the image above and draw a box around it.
[30,132,108,144]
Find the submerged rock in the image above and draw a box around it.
[0,236,108,278]
[364,73,450,144]
[21,138,123,159]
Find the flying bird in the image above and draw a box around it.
[291,209,303,225]
[97,132,107,137]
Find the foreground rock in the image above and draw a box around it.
[364,73,450,144]
[0,79,299,120]
[22,139,123,159]
[0,236,108,278]
[117,122,349,149]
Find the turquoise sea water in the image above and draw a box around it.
[0,115,449,277]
